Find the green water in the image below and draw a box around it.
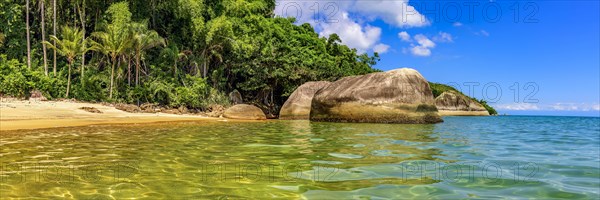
[1,116,599,199]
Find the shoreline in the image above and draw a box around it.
[0,99,224,131]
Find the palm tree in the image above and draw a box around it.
[161,44,187,78]
[39,0,48,75]
[90,26,132,99]
[200,44,223,78]
[26,0,31,69]
[42,26,88,98]
[132,22,164,85]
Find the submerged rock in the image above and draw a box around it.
[434,91,489,116]
[279,81,330,120]
[223,104,267,120]
[310,68,442,124]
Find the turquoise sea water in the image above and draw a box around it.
[1,116,599,199]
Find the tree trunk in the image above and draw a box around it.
[109,57,115,99]
[66,61,72,98]
[173,59,177,77]
[78,0,85,79]
[52,0,56,76]
[135,52,140,85]
[116,58,121,95]
[41,0,48,76]
[203,60,207,78]
[26,0,31,69]
[127,55,131,86]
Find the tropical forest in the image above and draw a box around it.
[0,0,381,116]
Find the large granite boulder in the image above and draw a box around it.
[223,104,267,120]
[310,68,443,124]
[434,91,489,116]
[279,81,330,120]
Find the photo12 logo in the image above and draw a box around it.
[445,82,539,103]
[274,1,540,25]
[0,161,139,185]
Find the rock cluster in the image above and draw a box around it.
[279,68,443,124]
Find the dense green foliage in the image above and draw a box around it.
[0,55,59,97]
[0,0,378,114]
[429,82,462,98]
[429,82,498,115]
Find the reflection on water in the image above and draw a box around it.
[1,116,599,199]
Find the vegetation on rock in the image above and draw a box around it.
[429,82,497,115]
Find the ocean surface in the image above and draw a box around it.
[1,116,599,199]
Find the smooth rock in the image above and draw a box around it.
[279,81,330,120]
[223,104,267,120]
[310,68,442,124]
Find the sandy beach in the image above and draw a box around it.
[0,99,221,131]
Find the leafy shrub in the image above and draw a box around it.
[204,88,231,108]
[478,99,498,115]
[71,71,109,102]
[0,55,58,98]
[147,78,174,105]
[429,82,461,98]
[170,75,229,109]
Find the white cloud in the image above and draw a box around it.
[452,22,463,27]
[319,12,382,53]
[495,103,600,112]
[398,31,411,42]
[495,103,540,111]
[475,30,490,37]
[410,46,431,56]
[433,32,453,43]
[551,103,579,111]
[274,0,429,28]
[373,43,390,53]
[550,103,600,111]
[402,34,436,57]
[401,32,453,56]
[274,0,429,53]
[352,0,429,27]
[414,34,435,48]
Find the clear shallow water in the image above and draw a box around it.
[1,116,599,199]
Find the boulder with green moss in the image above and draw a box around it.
[310,68,442,124]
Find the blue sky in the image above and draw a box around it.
[276,0,600,116]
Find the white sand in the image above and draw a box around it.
[0,99,220,131]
